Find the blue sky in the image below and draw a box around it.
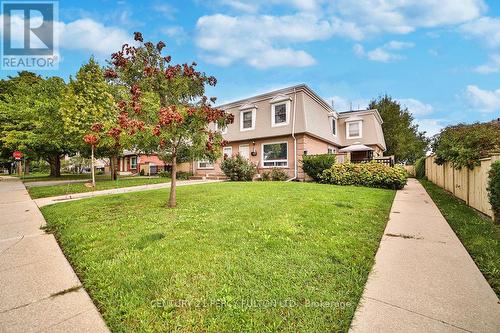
[1,0,500,136]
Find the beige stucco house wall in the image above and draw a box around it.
[185,84,387,180]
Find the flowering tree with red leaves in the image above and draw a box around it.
[105,32,233,207]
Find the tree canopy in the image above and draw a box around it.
[0,72,72,176]
[104,32,234,207]
[369,95,429,163]
[432,121,500,169]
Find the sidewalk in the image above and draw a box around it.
[34,179,222,207]
[350,178,500,332]
[0,176,109,333]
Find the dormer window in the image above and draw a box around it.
[270,94,291,127]
[239,104,256,131]
[273,104,287,124]
[242,111,253,129]
[347,121,362,139]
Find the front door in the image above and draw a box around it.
[239,144,250,159]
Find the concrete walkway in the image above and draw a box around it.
[350,178,500,333]
[0,176,109,333]
[34,179,222,207]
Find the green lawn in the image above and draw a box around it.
[28,177,170,199]
[41,182,395,333]
[19,173,109,182]
[420,179,500,296]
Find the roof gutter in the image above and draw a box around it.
[287,87,298,182]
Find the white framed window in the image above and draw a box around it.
[331,118,337,136]
[327,146,336,154]
[130,156,137,169]
[239,144,250,159]
[262,142,288,168]
[198,160,214,169]
[271,101,290,127]
[240,109,256,131]
[347,121,362,139]
[223,146,232,158]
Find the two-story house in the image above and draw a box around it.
[183,84,387,180]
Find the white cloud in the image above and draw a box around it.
[1,14,130,56]
[332,0,485,38]
[217,0,322,13]
[329,95,369,111]
[354,40,414,62]
[154,4,177,20]
[399,98,434,116]
[474,54,500,74]
[58,19,130,55]
[415,118,444,137]
[196,0,486,68]
[162,26,188,44]
[195,13,331,68]
[460,17,500,48]
[465,85,500,113]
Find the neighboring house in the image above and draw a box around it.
[185,84,387,180]
[118,150,167,175]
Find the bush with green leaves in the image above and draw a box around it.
[487,160,500,224]
[320,162,407,190]
[414,156,426,179]
[432,121,499,169]
[177,171,193,180]
[158,171,170,178]
[260,168,288,181]
[301,154,336,181]
[221,155,257,181]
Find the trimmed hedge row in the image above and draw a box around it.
[320,162,407,190]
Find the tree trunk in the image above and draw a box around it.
[110,155,118,181]
[24,159,30,175]
[168,154,177,208]
[48,154,61,177]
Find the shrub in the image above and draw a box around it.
[157,171,192,179]
[139,169,145,176]
[221,155,257,181]
[176,171,193,180]
[260,171,271,181]
[270,168,288,181]
[487,160,500,224]
[320,162,407,190]
[414,156,426,179]
[158,171,170,178]
[432,121,500,169]
[301,154,336,181]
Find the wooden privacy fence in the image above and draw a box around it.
[425,154,500,219]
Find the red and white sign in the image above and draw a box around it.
[13,151,23,160]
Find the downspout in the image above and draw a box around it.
[287,87,298,181]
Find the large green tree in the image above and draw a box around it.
[432,121,499,169]
[61,58,126,180]
[369,95,429,163]
[0,72,72,176]
[105,32,233,207]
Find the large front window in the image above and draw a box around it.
[262,142,288,167]
[130,156,137,169]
